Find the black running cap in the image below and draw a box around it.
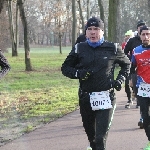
[87,17,104,30]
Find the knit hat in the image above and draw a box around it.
[137,20,146,28]
[140,25,150,35]
[87,17,104,30]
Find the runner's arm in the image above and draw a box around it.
[61,46,79,79]
[114,47,131,80]
[124,39,132,55]
[130,49,137,74]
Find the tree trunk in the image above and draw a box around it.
[7,0,17,56]
[77,0,84,33]
[72,0,77,46]
[148,0,150,12]
[59,33,62,54]
[97,0,107,39]
[58,17,62,54]
[0,0,5,13]
[87,0,90,20]
[108,0,119,42]
[15,2,19,53]
[17,0,32,71]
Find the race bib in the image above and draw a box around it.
[137,83,150,97]
[90,91,112,110]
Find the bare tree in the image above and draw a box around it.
[1,0,150,49]
[108,0,120,42]
[77,0,85,33]
[72,0,77,46]
[0,4,10,52]
[97,0,107,39]
[0,0,5,13]
[87,0,90,20]
[7,0,18,56]
[17,0,32,71]
[148,0,150,12]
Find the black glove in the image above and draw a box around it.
[113,74,125,91]
[76,69,93,80]
[113,80,122,91]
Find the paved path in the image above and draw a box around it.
[0,89,148,150]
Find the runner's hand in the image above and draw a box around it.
[113,80,122,91]
[76,69,93,80]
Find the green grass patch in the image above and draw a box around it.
[0,47,79,128]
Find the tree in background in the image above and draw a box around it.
[108,0,120,42]
[0,0,5,13]
[77,0,85,33]
[148,0,150,10]
[86,0,90,20]
[0,0,150,49]
[97,0,107,39]
[0,5,10,52]
[7,0,18,56]
[72,0,77,46]
[17,0,32,71]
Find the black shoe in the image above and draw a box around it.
[90,141,96,150]
[125,100,133,108]
[138,119,143,129]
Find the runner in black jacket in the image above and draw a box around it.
[124,35,142,109]
[124,20,146,128]
[61,17,130,150]
[75,24,87,44]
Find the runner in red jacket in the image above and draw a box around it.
[131,25,150,150]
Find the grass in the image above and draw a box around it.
[0,47,80,139]
[0,46,121,137]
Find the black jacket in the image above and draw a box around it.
[61,41,130,93]
[75,34,86,44]
[124,35,142,60]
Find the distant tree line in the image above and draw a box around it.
[0,0,150,70]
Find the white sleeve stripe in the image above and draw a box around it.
[75,70,78,77]
[75,44,78,53]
